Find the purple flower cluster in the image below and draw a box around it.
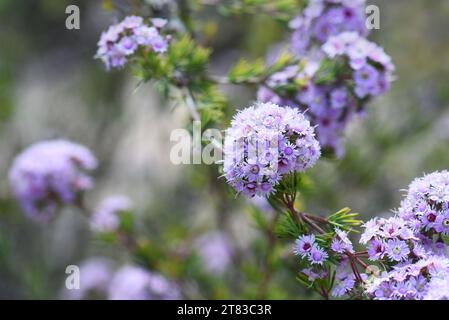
[63,259,181,300]
[294,229,359,297]
[354,171,449,299]
[96,16,169,70]
[365,255,449,300]
[9,140,97,221]
[360,216,418,263]
[290,0,368,54]
[322,32,395,98]
[331,259,356,297]
[90,195,134,233]
[258,33,394,156]
[398,171,449,240]
[223,102,321,197]
[291,172,449,300]
[294,234,328,265]
[331,228,355,254]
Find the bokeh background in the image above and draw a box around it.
[1,0,449,299]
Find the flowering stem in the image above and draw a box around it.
[279,191,370,288]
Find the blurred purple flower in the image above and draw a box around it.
[95,16,170,70]
[108,265,181,300]
[90,195,133,233]
[9,139,97,221]
[62,258,113,300]
[194,232,234,275]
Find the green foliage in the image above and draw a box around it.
[248,206,270,230]
[134,35,226,125]
[228,52,300,85]
[274,212,304,239]
[167,36,211,80]
[228,58,266,83]
[119,210,135,234]
[268,51,298,74]
[328,207,363,232]
[314,58,348,85]
[217,0,306,22]
[136,35,211,87]
[192,83,227,124]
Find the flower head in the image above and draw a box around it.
[9,139,97,221]
[96,16,169,70]
[223,102,320,197]
[398,171,449,241]
[258,32,394,157]
[331,259,356,297]
[308,246,328,265]
[290,0,368,54]
[294,234,317,257]
[385,239,410,262]
[434,211,449,235]
[367,239,386,261]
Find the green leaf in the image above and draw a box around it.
[274,212,304,239]
[167,35,211,77]
[328,207,363,231]
[268,51,297,74]
[314,58,346,85]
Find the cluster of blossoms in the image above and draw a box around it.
[259,32,394,155]
[360,216,419,263]
[9,140,97,221]
[95,16,170,70]
[294,234,329,265]
[90,195,134,233]
[322,32,395,98]
[290,0,368,54]
[295,229,360,298]
[353,171,449,299]
[331,258,357,297]
[259,0,394,156]
[364,255,449,300]
[398,171,449,241]
[329,229,359,297]
[223,102,321,197]
[64,259,181,300]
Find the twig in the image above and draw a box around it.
[182,87,224,153]
[183,87,201,122]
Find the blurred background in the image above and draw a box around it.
[1,0,449,299]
